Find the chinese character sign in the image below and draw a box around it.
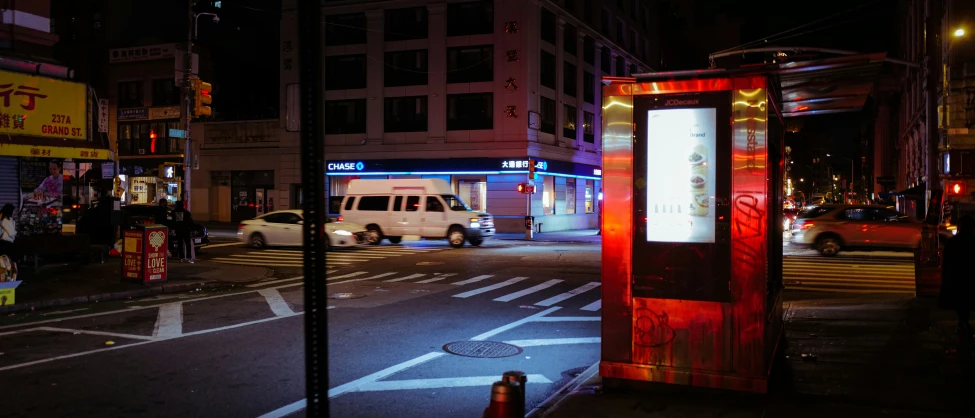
[0,70,87,140]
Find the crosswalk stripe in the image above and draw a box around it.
[251,251,391,259]
[212,258,350,267]
[385,274,426,282]
[415,274,458,284]
[580,300,602,311]
[494,280,563,302]
[451,275,494,285]
[329,272,398,285]
[326,271,369,281]
[535,282,602,307]
[453,277,529,298]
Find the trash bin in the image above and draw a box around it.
[121,224,169,283]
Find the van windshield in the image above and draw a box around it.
[441,195,473,211]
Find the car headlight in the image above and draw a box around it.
[470,222,481,228]
[334,230,353,236]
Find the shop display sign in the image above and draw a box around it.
[644,108,717,243]
[0,70,88,139]
[18,157,63,236]
[144,229,168,280]
[122,225,168,282]
[122,230,143,279]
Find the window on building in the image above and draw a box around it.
[564,0,577,13]
[543,175,556,215]
[563,104,577,139]
[384,96,428,132]
[324,99,367,134]
[540,7,556,45]
[540,96,556,135]
[446,93,493,130]
[540,50,556,89]
[629,29,637,54]
[583,111,595,143]
[585,180,595,213]
[563,62,577,97]
[643,7,650,30]
[325,13,366,46]
[565,178,577,214]
[583,71,594,104]
[617,0,625,9]
[118,122,150,155]
[616,19,625,47]
[117,81,143,108]
[583,36,595,65]
[325,55,367,90]
[600,47,611,73]
[151,79,179,107]
[447,45,493,83]
[600,8,610,36]
[446,1,493,36]
[385,49,428,87]
[629,64,637,76]
[584,0,595,25]
[357,196,390,211]
[385,7,428,41]
[615,56,625,76]
[457,178,487,212]
[564,24,577,55]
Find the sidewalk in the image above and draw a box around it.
[0,259,271,314]
[533,295,975,418]
[496,229,601,244]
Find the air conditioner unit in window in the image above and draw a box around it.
[138,149,146,155]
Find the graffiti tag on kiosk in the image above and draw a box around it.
[634,308,676,348]
[732,194,766,276]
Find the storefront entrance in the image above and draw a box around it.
[230,170,274,222]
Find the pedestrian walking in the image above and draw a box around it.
[0,204,18,273]
[940,215,975,343]
[170,200,195,263]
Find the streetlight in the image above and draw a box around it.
[955,28,965,37]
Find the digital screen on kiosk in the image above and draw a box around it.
[644,108,717,244]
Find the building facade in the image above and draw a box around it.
[274,0,657,232]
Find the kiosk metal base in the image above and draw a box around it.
[599,361,768,394]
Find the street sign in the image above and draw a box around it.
[168,129,186,138]
[101,162,114,179]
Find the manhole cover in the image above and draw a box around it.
[328,293,366,299]
[442,341,523,358]
[416,261,445,266]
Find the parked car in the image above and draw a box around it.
[76,202,210,253]
[237,209,369,249]
[339,179,495,248]
[791,204,927,256]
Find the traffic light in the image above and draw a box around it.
[149,129,157,153]
[191,77,213,118]
[947,181,966,195]
[528,159,536,179]
[517,183,526,193]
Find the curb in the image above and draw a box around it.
[526,361,600,418]
[0,280,240,315]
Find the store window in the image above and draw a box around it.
[566,178,577,214]
[543,176,555,215]
[585,180,595,213]
[457,178,487,212]
[563,104,577,139]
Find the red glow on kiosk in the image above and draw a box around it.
[600,73,784,393]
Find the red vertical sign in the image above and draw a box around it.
[122,230,143,279]
[144,228,168,281]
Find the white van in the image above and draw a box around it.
[340,179,496,248]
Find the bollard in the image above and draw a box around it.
[485,380,519,418]
[502,370,527,417]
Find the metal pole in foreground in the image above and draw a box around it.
[298,0,329,415]
[183,1,193,211]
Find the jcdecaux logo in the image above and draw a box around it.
[328,161,365,171]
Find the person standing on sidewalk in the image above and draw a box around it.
[0,204,18,273]
[940,215,975,342]
[170,200,194,263]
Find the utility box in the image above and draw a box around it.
[600,72,785,393]
[121,224,169,283]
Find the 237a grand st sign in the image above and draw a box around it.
[0,70,88,140]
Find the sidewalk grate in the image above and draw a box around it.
[442,341,523,358]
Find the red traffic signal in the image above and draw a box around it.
[517,183,526,193]
[948,181,966,195]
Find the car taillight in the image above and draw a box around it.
[238,224,245,231]
[800,222,815,230]
[337,215,343,222]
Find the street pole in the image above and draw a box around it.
[924,0,943,224]
[183,1,193,212]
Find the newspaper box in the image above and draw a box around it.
[122,224,168,283]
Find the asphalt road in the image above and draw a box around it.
[0,237,601,418]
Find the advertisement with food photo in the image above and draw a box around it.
[645,108,717,243]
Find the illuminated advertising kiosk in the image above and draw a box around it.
[600,71,785,393]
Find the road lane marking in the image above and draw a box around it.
[259,288,295,317]
[327,271,369,281]
[580,300,602,311]
[38,326,156,341]
[415,273,457,284]
[493,279,563,302]
[39,308,90,316]
[534,282,601,307]
[470,306,561,341]
[503,337,600,347]
[384,273,426,282]
[535,316,601,322]
[0,340,157,372]
[203,242,245,248]
[328,272,398,285]
[451,275,494,285]
[152,302,183,339]
[453,277,529,299]
[246,275,306,288]
[356,374,553,392]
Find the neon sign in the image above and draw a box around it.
[501,160,547,170]
[328,161,365,171]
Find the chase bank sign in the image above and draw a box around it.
[328,161,365,171]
